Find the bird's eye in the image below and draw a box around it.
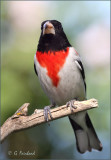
[56,24,62,30]
[58,25,61,29]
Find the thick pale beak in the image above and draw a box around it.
[43,21,55,35]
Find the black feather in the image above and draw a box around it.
[34,63,38,76]
[69,117,83,131]
[76,60,86,92]
[37,20,71,52]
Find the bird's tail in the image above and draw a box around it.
[69,113,103,153]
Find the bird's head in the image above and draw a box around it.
[37,20,71,52]
[41,20,63,36]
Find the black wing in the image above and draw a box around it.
[34,63,38,76]
[75,60,86,92]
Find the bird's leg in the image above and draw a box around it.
[44,103,55,121]
[66,99,77,112]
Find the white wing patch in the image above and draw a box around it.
[75,60,82,70]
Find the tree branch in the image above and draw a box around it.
[0,98,98,143]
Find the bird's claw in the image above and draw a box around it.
[66,100,77,112]
[44,106,53,121]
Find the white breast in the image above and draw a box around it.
[34,47,86,105]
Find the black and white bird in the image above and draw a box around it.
[34,20,103,153]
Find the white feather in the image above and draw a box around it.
[34,47,86,105]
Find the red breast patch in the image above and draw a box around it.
[36,47,69,87]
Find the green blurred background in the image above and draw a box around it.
[1,1,110,159]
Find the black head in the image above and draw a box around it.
[37,20,71,52]
[41,20,63,35]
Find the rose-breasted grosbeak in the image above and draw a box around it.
[34,20,102,153]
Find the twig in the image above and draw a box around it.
[0,98,98,143]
